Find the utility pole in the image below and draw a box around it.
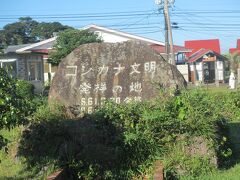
[164,0,175,65]
[155,0,175,65]
[164,6,169,62]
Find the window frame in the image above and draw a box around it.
[0,58,18,77]
[27,57,43,81]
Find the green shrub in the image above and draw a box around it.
[16,80,34,99]
[18,102,68,175]
[18,89,233,179]
[212,91,240,122]
[0,68,33,149]
[30,101,66,122]
[195,163,240,180]
[48,29,102,65]
[64,90,231,179]
[163,141,216,179]
[140,89,231,178]
[0,68,48,155]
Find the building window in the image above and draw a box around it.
[0,59,17,77]
[28,61,42,81]
[176,53,186,64]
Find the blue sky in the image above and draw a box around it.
[1,0,240,53]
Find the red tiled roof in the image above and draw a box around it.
[31,49,50,54]
[187,48,211,63]
[185,39,221,57]
[187,48,226,63]
[229,48,240,55]
[229,39,240,55]
[150,44,191,54]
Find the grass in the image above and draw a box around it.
[188,83,236,94]
[205,107,240,180]
[0,126,54,179]
[182,121,240,180]
[0,126,28,179]
[0,86,240,179]
[2,125,240,179]
[194,164,240,180]
[204,86,231,94]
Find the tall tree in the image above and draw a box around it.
[230,52,240,74]
[0,17,73,48]
[48,29,102,65]
[32,22,72,41]
[0,17,38,46]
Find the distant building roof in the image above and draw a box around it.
[6,24,194,56]
[229,48,240,55]
[31,40,55,50]
[185,39,221,57]
[3,37,56,54]
[16,37,56,53]
[187,48,226,63]
[83,24,165,46]
[229,39,240,55]
[187,48,211,63]
[4,44,32,53]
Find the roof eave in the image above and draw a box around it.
[16,37,57,53]
[82,24,165,46]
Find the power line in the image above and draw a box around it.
[0,6,238,43]
[0,13,157,20]
[1,10,240,19]
[0,9,154,17]
[175,22,240,26]
[118,10,158,30]
[0,16,159,22]
[172,10,240,13]
[135,30,163,34]
[170,6,237,48]
[1,9,240,17]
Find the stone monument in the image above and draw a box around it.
[49,41,186,117]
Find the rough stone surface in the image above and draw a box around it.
[49,41,186,117]
[153,161,164,180]
[47,169,66,180]
[187,136,217,166]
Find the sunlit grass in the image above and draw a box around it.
[194,164,240,180]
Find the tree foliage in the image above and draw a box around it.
[0,68,33,148]
[0,17,72,48]
[224,52,240,74]
[19,89,235,179]
[230,53,240,73]
[48,29,102,65]
[32,22,72,40]
[0,17,38,46]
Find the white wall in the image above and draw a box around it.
[177,64,189,82]
[216,61,224,81]
[95,31,132,43]
[196,62,203,81]
[44,72,55,83]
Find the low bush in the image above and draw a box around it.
[0,68,34,149]
[16,79,34,99]
[213,91,240,122]
[141,89,231,178]
[18,102,68,177]
[17,89,236,179]
[162,140,216,179]
[30,101,66,122]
